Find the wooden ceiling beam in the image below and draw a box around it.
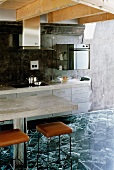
[78,12,114,24]
[48,4,104,23]
[16,0,78,21]
[72,0,114,14]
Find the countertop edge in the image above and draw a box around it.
[0,80,91,95]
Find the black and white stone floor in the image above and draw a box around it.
[1,109,114,170]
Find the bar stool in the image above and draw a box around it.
[0,129,29,169]
[36,121,73,169]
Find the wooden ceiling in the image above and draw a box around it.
[0,0,114,24]
[0,0,36,9]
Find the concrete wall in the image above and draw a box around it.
[82,20,114,110]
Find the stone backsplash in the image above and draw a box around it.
[0,22,84,85]
[0,46,54,84]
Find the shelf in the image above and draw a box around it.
[18,46,55,51]
[57,59,68,61]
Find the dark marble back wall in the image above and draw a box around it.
[0,44,53,84]
[0,22,84,85]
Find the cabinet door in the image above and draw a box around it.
[72,92,91,103]
[52,88,72,117]
[72,86,91,94]
[53,88,71,101]
[76,50,90,69]
[71,86,92,113]
[56,44,74,70]
[72,102,92,114]
[56,44,68,70]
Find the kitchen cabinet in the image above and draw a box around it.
[52,88,71,101]
[52,85,92,116]
[71,86,92,114]
[52,88,72,117]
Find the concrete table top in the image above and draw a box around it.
[0,95,78,121]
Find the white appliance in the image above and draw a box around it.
[74,44,90,69]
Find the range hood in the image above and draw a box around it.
[19,17,54,51]
[21,17,41,50]
[6,18,54,50]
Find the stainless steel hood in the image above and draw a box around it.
[20,17,54,51]
[22,16,40,50]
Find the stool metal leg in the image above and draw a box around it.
[24,142,27,168]
[13,145,16,169]
[59,135,61,163]
[37,132,40,170]
[69,134,72,170]
[47,138,50,170]
[0,148,1,169]
[58,135,63,169]
[23,118,28,169]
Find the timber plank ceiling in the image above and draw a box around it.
[0,0,114,24]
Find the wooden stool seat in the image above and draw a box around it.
[36,122,72,138]
[0,129,29,147]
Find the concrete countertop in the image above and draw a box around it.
[0,79,91,95]
[0,94,78,121]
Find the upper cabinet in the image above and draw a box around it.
[55,44,90,70]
